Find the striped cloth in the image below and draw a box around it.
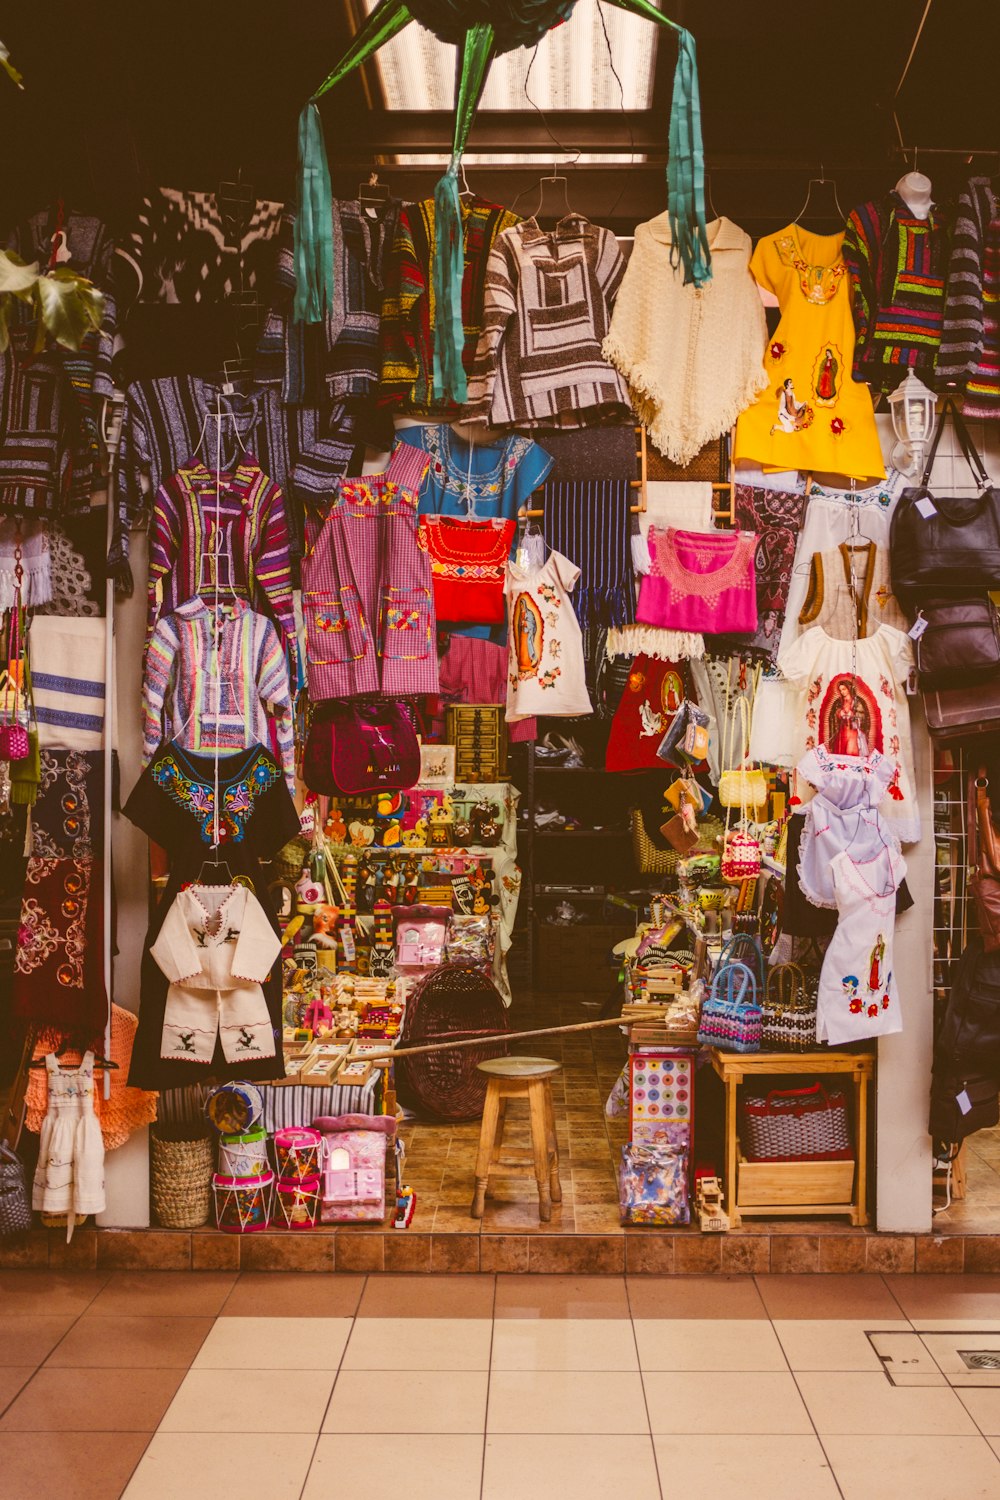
[842,193,947,392]
[142,599,295,791]
[148,461,296,679]
[155,1079,380,1132]
[465,216,631,430]
[938,177,999,394]
[29,616,109,750]
[379,196,521,419]
[544,479,636,630]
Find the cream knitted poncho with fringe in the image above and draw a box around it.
[603,215,768,466]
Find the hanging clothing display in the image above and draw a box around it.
[430,633,536,744]
[24,1006,158,1151]
[938,178,1000,416]
[636,527,758,636]
[734,225,885,482]
[798,539,908,639]
[603,215,768,464]
[146,460,296,664]
[0,519,50,609]
[536,424,638,481]
[142,599,295,791]
[543,480,637,632]
[151,884,281,1065]
[778,624,919,843]
[466,215,631,430]
[417,515,515,624]
[30,616,108,752]
[113,377,293,581]
[123,741,299,1091]
[118,187,284,306]
[842,193,948,392]
[300,441,438,700]
[782,808,914,940]
[36,519,101,618]
[32,1051,105,1230]
[794,745,899,909]
[817,844,906,1045]
[13,750,106,1034]
[379,195,521,417]
[261,196,401,445]
[505,550,593,722]
[607,483,714,662]
[605,656,687,771]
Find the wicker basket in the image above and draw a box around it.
[397,963,508,1121]
[150,1124,214,1229]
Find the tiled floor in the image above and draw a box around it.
[935,1126,1000,1235]
[6,1271,1000,1497]
[396,991,631,1236]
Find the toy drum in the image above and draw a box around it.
[218,1127,269,1179]
[273,1126,321,1181]
[274,1175,321,1230]
[205,1081,264,1136]
[212,1169,273,1233]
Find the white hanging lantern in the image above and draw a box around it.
[888,372,937,476]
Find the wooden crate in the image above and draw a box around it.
[737,1152,855,1208]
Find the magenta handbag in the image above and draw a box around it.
[0,603,29,762]
[304,699,420,796]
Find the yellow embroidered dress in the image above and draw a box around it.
[735,225,885,483]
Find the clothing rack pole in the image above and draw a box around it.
[101,397,124,1100]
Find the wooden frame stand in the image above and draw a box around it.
[709,1049,874,1227]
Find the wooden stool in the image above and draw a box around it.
[470,1057,563,1222]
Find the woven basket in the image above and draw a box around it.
[630,808,723,878]
[397,963,508,1121]
[150,1124,214,1229]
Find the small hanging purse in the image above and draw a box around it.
[696,960,762,1053]
[0,603,29,762]
[0,1142,32,1236]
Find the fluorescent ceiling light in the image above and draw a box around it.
[364,0,658,114]
[387,152,648,166]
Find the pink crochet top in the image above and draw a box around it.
[636,526,758,634]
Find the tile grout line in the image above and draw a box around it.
[0,1272,116,1422]
[479,1273,498,1500]
[624,1274,665,1500]
[763,1297,848,1500]
[295,1274,367,1500]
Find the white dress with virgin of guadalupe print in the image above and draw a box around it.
[817,845,906,1045]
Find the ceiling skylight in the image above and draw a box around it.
[364,0,658,115]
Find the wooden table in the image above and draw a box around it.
[709,1050,875,1227]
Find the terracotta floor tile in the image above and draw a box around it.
[796,1372,977,1436]
[0,1271,108,1316]
[324,1369,489,1433]
[824,1435,1000,1499]
[0,1366,185,1431]
[487,1369,648,1434]
[220,1271,365,1318]
[88,1272,237,1318]
[494,1274,630,1319]
[45,1314,213,1369]
[626,1274,767,1320]
[125,1433,313,1500]
[484,1434,660,1500]
[305,1434,483,1500]
[754,1273,904,1321]
[0,1369,34,1415]
[356,1273,495,1318]
[160,1368,335,1433]
[0,1314,76,1366]
[884,1273,1000,1327]
[653,1434,840,1499]
[0,1431,150,1500]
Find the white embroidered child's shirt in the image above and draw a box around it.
[504,549,593,723]
[817,846,906,1045]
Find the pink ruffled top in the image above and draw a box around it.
[636,526,758,634]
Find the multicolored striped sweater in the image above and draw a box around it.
[842,192,948,392]
[378,195,520,419]
[142,599,295,792]
[938,177,1000,416]
[147,461,297,681]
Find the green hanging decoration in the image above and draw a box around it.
[298,0,712,394]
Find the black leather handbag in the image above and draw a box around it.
[891,400,1000,604]
[914,597,1000,687]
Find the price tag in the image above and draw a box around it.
[908,615,929,640]
[916,496,938,519]
[956,1089,972,1116]
[905,667,919,697]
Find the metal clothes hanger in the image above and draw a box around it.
[793,167,846,227]
[358,171,391,210]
